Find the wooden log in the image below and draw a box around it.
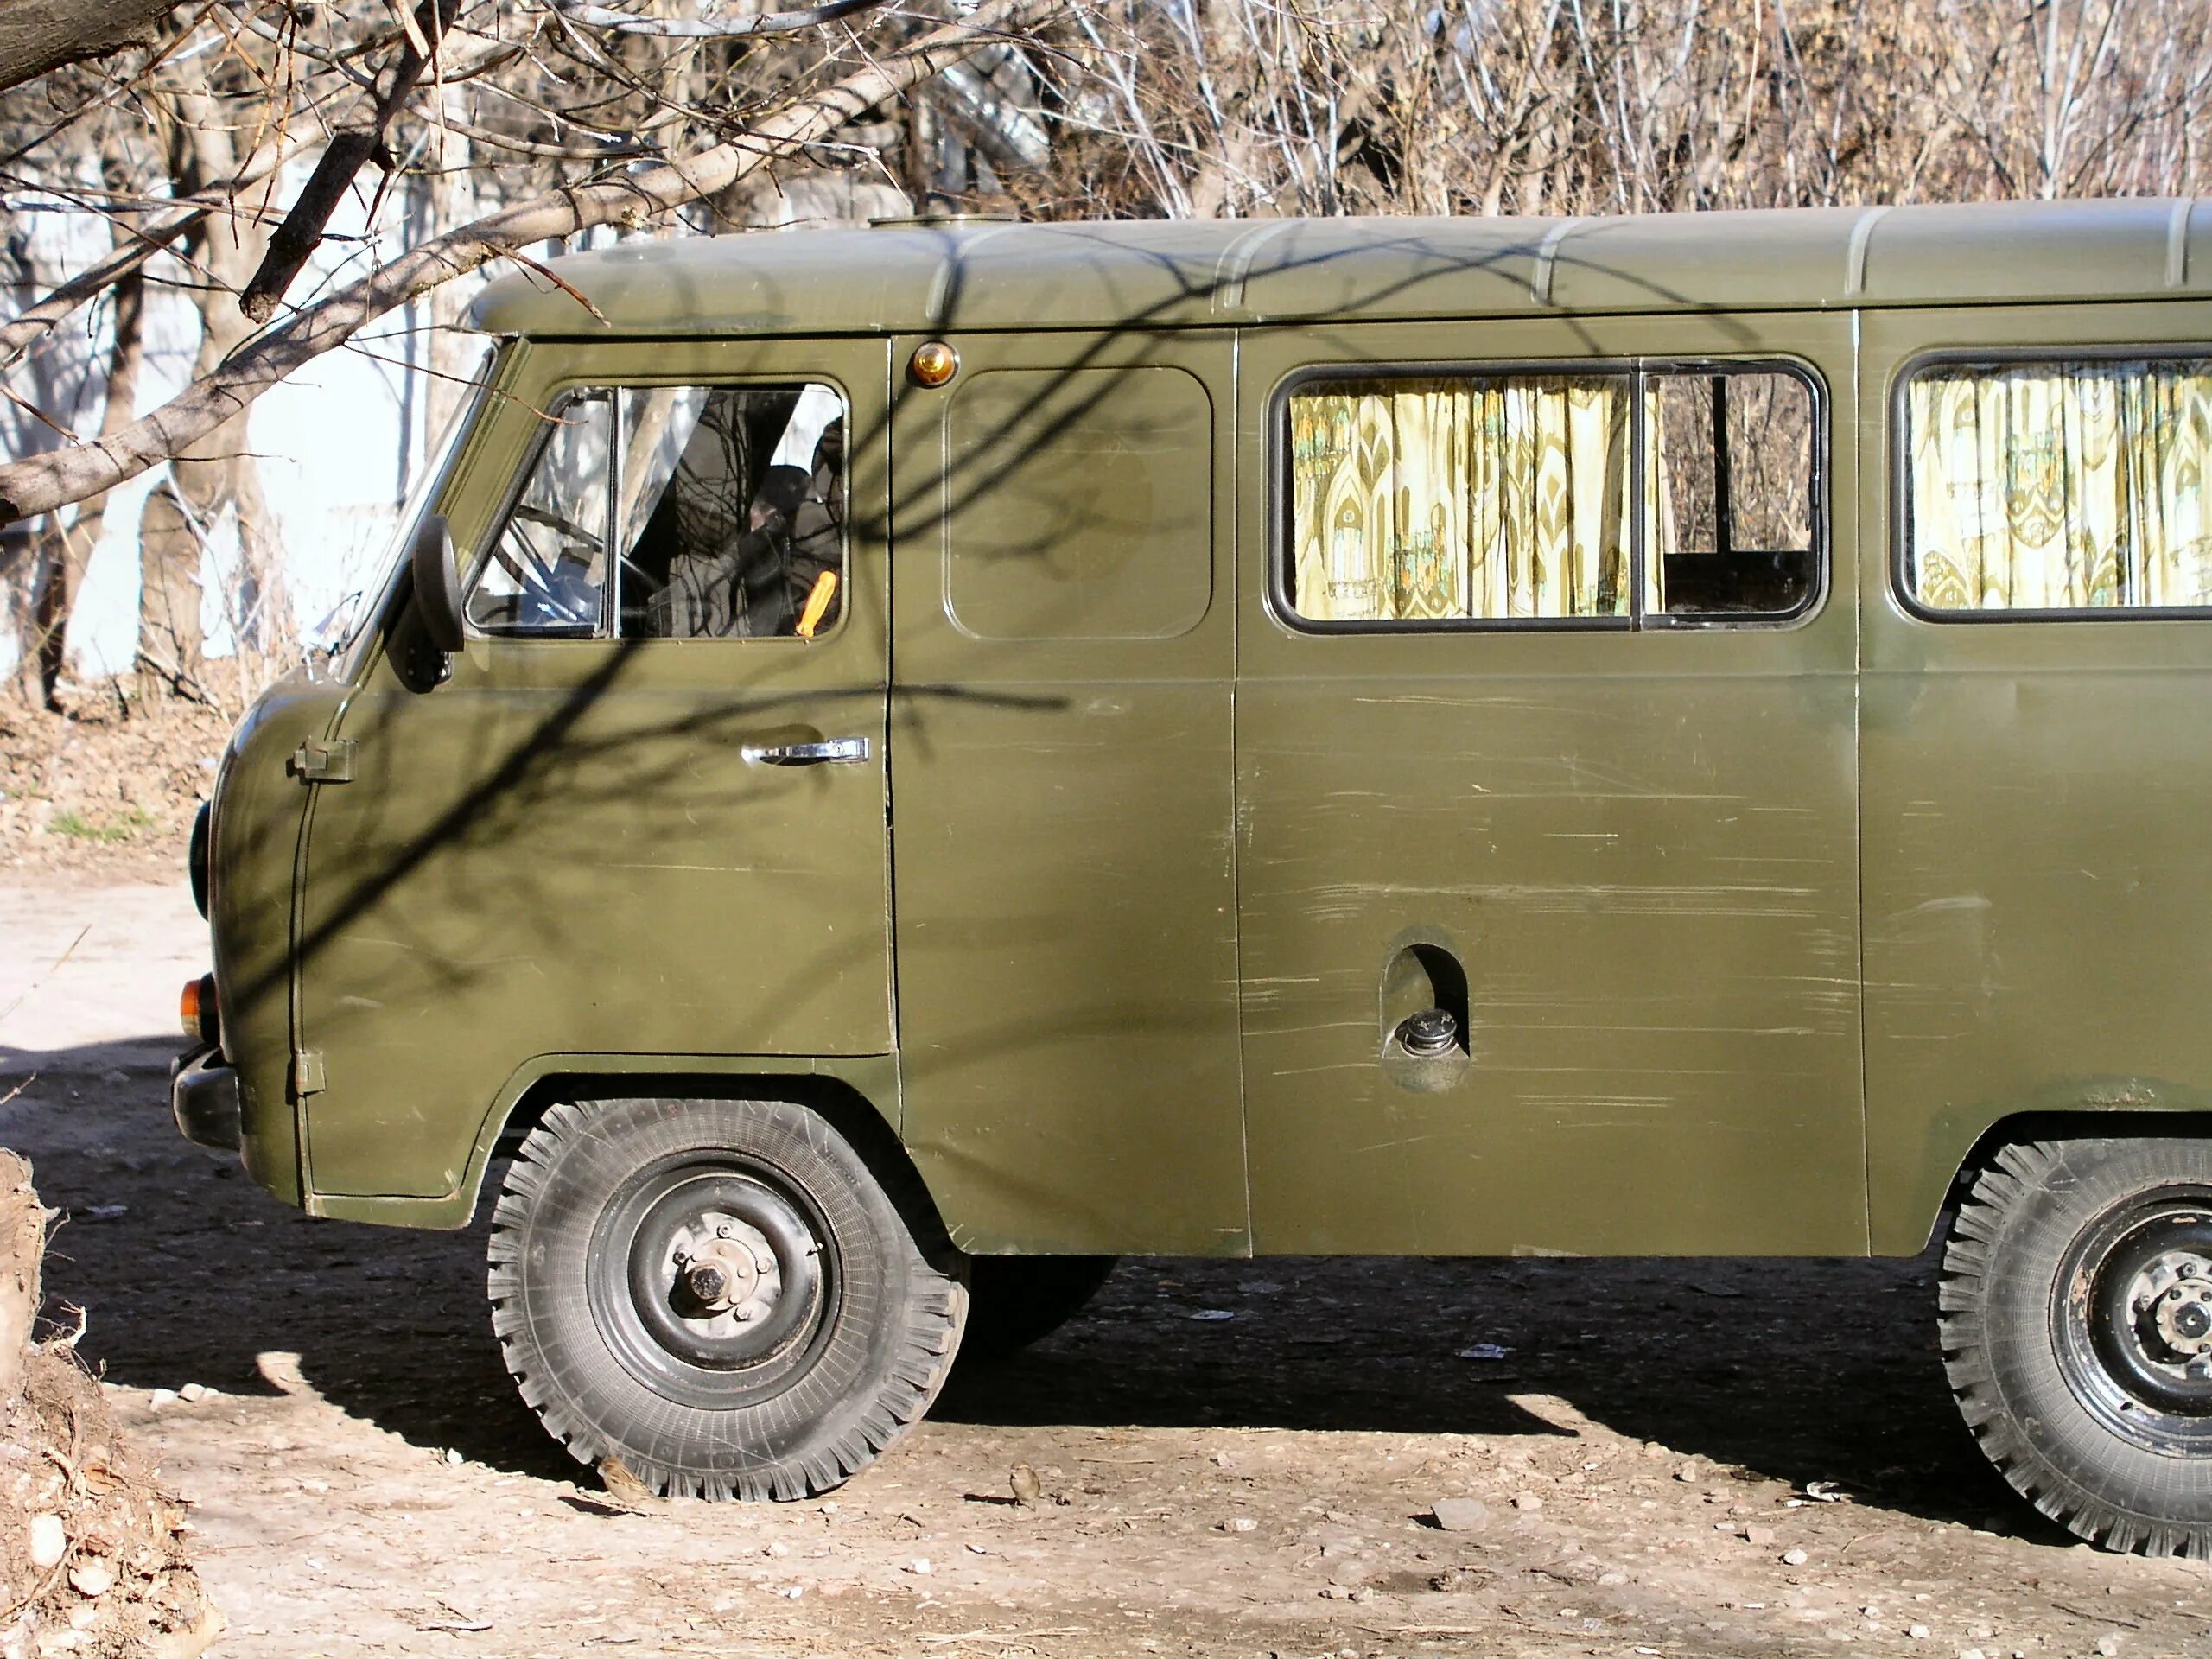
[0,1150,45,1403]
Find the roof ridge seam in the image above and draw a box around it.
[1843,206,1891,299]
[1529,219,1583,308]
[1213,219,1299,316]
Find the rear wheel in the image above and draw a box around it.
[1941,1136,2212,1556]
[962,1255,1118,1362]
[487,1096,966,1500]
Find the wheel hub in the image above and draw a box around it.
[671,1215,784,1325]
[2130,1251,2212,1368]
[2062,1200,2212,1445]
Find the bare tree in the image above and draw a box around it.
[1032,0,2212,221]
[0,0,1066,655]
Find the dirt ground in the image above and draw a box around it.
[3,709,2211,1657]
[0,698,231,884]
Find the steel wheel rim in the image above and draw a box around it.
[587,1151,839,1411]
[2052,1192,2212,1454]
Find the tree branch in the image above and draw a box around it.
[1,131,311,372]
[237,0,463,322]
[0,0,177,97]
[543,0,889,42]
[0,0,1065,525]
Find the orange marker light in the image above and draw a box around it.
[179,975,216,1043]
[909,340,959,388]
[796,570,839,640]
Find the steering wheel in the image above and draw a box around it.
[494,504,601,627]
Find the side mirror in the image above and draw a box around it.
[410,513,465,654]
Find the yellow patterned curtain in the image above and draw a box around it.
[1290,378,1634,621]
[1909,363,2212,611]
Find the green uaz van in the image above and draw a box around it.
[175,200,2212,1554]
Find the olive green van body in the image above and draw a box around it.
[200,200,2212,1262]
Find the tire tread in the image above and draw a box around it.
[486,1096,966,1502]
[1940,1136,2212,1560]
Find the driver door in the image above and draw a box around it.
[294,338,894,1202]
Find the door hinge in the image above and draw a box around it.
[289,737,355,784]
[291,1049,327,1096]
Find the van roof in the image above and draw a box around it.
[467,199,2212,339]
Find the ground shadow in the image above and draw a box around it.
[935,1250,2067,1545]
[3,1047,2063,1543]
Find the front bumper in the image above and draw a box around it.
[171,1044,242,1153]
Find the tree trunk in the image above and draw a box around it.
[423,135,482,447]
[165,90,289,659]
[134,481,203,701]
[28,267,143,710]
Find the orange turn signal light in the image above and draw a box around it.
[909,340,959,388]
[180,975,217,1045]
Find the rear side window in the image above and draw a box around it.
[1904,358,2212,613]
[1281,364,1818,630]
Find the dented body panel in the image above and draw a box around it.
[188,202,2212,1258]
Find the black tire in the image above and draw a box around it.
[960,1255,1118,1363]
[487,1096,966,1500]
[1941,1136,2212,1556]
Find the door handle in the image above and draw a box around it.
[742,736,871,766]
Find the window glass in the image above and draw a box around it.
[1288,375,1630,623]
[468,391,612,636]
[1905,359,2212,612]
[469,382,848,640]
[1648,372,1816,616]
[1283,365,1818,628]
[622,383,845,639]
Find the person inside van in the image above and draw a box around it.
[632,384,844,640]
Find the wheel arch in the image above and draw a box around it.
[308,1054,939,1237]
[1897,1108,2212,1256]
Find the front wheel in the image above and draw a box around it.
[487,1096,966,1500]
[1941,1136,2212,1557]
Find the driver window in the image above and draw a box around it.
[467,391,613,636]
[466,381,847,641]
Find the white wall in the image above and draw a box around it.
[3,164,501,682]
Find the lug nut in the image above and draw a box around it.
[734,1306,757,1323]
[715,1224,734,1240]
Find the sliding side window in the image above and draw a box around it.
[1282,365,1819,629]
[467,382,848,640]
[1904,357,2212,613]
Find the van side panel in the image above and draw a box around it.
[1234,315,1869,1257]
[1862,301,2212,1254]
[888,333,1250,1255]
